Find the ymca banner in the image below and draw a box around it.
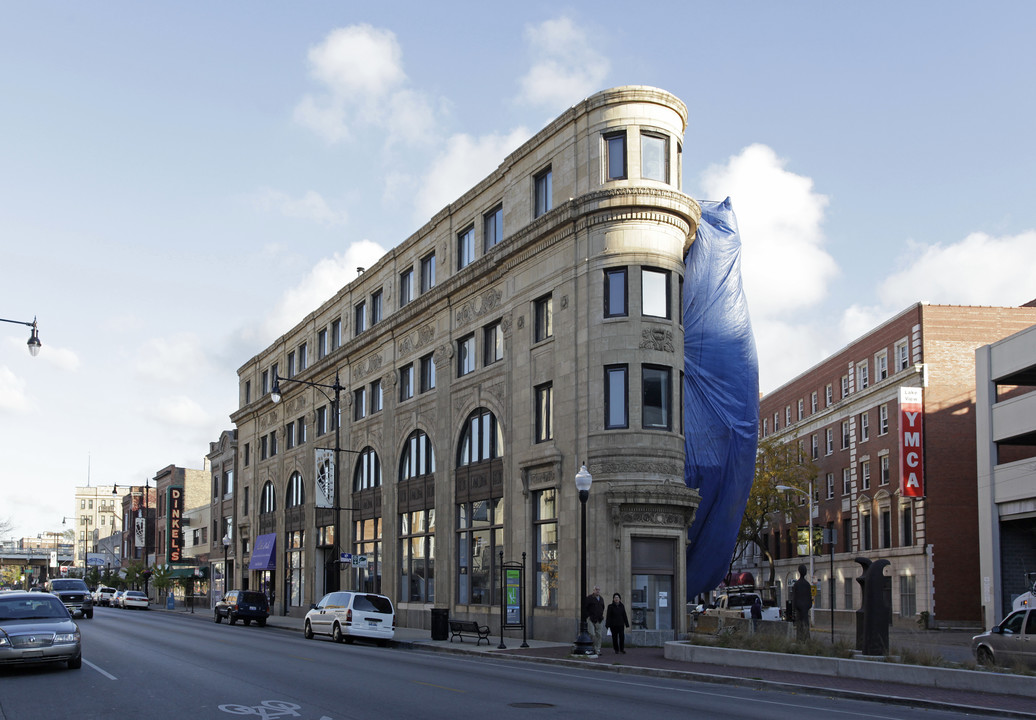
[315,448,335,508]
[134,516,146,549]
[899,387,925,497]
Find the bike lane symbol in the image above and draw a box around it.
[218,699,332,720]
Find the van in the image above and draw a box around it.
[304,591,395,646]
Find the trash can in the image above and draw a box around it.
[430,608,449,641]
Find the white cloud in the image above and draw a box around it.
[260,240,388,343]
[877,230,1036,309]
[152,394,209,427]
[0,366,29,412]
[414,128,531,222]
[39,344,80,372]
[251,188,348,226]
[294,25,436,146]
[135,334,210,384]
[518,17,610,111]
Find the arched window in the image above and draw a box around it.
[354,447,381,492]
[400,430,435,481]
[260,480,276,514]
[286,471,305,508]
[457,408,502,466]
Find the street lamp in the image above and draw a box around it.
[271,371,347,592]
[777,480,816,604]
[0,316,41,356]
[571,463,594,656]
[222,533,231,597]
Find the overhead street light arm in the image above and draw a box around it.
[0,316,41,356]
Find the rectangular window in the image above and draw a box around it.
[880,455,890,485]
[355,300,367,335]
[318,329,328,359]
[245,380,251,405]
[841,420,851,449]
[604,267,628,317]
[244,443,250,467]
[773,412,779,431]
[825,428,833,455]
[641,132,669,182]
[286,420,296,449]
[860,412,870,441]
[269,430,278,457]
[762,418,769,436]
[400,269,413,307]
[316,406,328,436]
[353,387,366,420]
[457,226,475,270]
[287,351,296,378]
[419,353,436,393]
[825,383,833,406]
[400,509,435,603]
[841,375,849,398]
[844,577,854,610]
[857,361,869,390]
[895,339,910,372]
[297,416,307,444]
[534,295,553,342]
[642,365,671,430]
[331,320,341,351]
[842,468,851,495]
[811,391,818,414]
[605,365,629,429]
[483,205,503,252]
[881,509,892,548]
[900,505,913,546]
[483,321,503,366]
[261,369,269,395]
[399,364,414,401]
[826,472,834,499]
[785,406,792,426]
[371,290,383,325]
[457,498,503,605]
[605,131,627,180]
[642,268,670,318]
[535,382,553,443]
[534,167,552,218]
[420,252,436,293]
[861,513,872,550]
[457,334,476,377]
[810,434,819,460]
[876,351,888,381]
[298,342,308,370]
[900,574,916,618]
[879,404,889,435]
[371,380,383,414]
[534,489,558,608]
[798,399,804,421]
[860,460,871,490]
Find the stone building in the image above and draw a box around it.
[745,303,1036,628]
[206,430,239,597]
[976,319,1036,628]
[231,86,702,642]
[71,484,120,567]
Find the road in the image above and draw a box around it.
[0,606,1005,720]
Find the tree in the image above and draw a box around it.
[734,437,819,587]
[0,516,13,541]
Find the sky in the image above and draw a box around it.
[2,2,1035,542]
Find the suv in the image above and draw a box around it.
[214,590,269,627]
[45,578,94,619]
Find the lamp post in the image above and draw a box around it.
[0,316,41,356]
[777,480,815,619]
[271,371,346,592]
[571,463,594,656]
[222,533,231,598]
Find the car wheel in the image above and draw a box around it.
[976,646,995,666]
[333,624,344,643]
[68,654,82,670]
[229,612,237,625]
[257,618,266,627]
[304,621,313,639]
[214,611,222,623]
[244,618,251,626]
[377,639,389,648]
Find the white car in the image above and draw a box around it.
[121,591,149,610]
[304,591,395,646]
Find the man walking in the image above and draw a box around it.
[583,585,605,655]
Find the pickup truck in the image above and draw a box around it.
[714,591,781,621]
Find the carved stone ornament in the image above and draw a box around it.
[604,480,701,548]
[354,354,383,380]
[456,289,502,328]
[517,316,525,330]
[433,343,453,368]
[560,295,569,310]
[639,328,675,353]
[398,325,436,357]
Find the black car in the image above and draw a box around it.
[45,579,93,619]
[214,590,269,626]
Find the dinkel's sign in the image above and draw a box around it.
[168,487,184,562]
[898,387,925,498]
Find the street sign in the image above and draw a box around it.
[340,552,352,563]
[351,554,368,569]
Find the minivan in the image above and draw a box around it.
[304,591,394,645]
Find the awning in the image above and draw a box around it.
[167,565,207,579]
[249,533,276,570]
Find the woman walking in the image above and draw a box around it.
[606,592,630,654]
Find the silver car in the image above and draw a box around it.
[972,608,1036,668]
[0,591,82,670]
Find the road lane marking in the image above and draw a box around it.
[84,658,117,680]
[413,681,465,693]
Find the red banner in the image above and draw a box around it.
[899,387,924,497]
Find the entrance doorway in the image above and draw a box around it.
[631,537,676,631]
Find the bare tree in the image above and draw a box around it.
[0,516,13,541]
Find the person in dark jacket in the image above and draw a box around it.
[606,592,630,654]
[582,586,605,654]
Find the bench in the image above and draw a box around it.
[449,619,490,645]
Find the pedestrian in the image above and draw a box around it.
[750,595,762,632]
[606,592,630,654]
[583,585,605,654]
[791,564,813,642]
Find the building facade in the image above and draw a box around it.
[231,86,702,642]
[72,485,120,567]
[746,303,1036,628]
[976,319,1036,628]
[207,430,239,599]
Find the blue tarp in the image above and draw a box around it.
[683,198,759,600]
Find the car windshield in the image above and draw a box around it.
[49,580,87,591]
[0,596,68,620]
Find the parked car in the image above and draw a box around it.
[214,590,269,626]
[112,590,126,608]
[121,591,149,610]
[714,590,781,621]
[973,607,1036,668]
[0,590,82,669]
[44,578,93,619]
[304,591,395,646]
[93,586,117,607]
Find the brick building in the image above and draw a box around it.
[747,303,1036,628]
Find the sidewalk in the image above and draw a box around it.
[174,608,1036,718]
